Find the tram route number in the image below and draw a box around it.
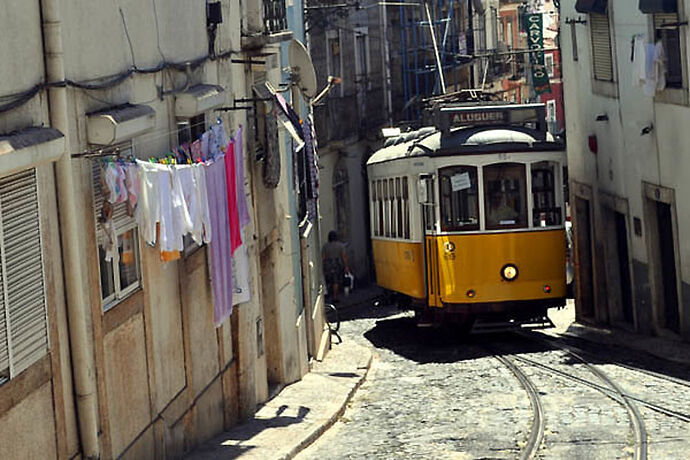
[451,172,472,192]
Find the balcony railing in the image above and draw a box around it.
[264,0,288,34]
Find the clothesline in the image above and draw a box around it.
[96,120,251,327]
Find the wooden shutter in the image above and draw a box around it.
[0,265,7,381]
[0,169,48,376]
[590,12,614,81]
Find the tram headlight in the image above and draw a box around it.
[501,264,519,281]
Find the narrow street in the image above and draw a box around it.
[297,298,690,459]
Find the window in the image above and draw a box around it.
[177,114,207,146]
[439,166,479,232]
[531,161,562,227]
[483,163,528,230]
[0,169,49,383]
[92,151,142,310]
[354,28,370,89]
[546,99,558,133]
[377,180,384,236]
[402,177,410,240]
[570,22,579,62]
[396,178,403,238]
[383,180,390,237]
[326,30,343,96]
[371,182,378,236]
[590,11,614,81]
[545,53,555,77]
[389,178,395,237]
[654,13,683,88]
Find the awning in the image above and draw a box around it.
[87,104,155,145]
[0,127,65,175]
[253,82,305,149]
[175,84,226,118]
[575,0,608,14]
[639,0,677,13]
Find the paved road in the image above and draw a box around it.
[297,300,690,459]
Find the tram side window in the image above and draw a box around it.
[440,167,479,232]
[531,161,562,227]
[382,179,391,237]
[377,180,384,236]
[483,163,527,230]
[396,178,403,238]
[403,177,410,239]
[371,181,378,236]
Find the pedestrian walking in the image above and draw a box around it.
[322,230,349,304]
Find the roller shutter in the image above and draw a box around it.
[0,169,48,377]
[590,12,614,82]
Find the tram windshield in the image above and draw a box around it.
[484,163,528,230]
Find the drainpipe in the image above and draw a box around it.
[40,1,100,458]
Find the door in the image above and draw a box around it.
[615,212,634,324]
[574,197,595,318]
[656,202,680,332]
[419,175,441,307]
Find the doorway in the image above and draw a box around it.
[655,202,680,332]
[614,211,634,324]
[574,197,595,319]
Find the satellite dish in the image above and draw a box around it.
[289,39,318,99]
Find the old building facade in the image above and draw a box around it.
[561,0,690,340]
[0,0,326,458]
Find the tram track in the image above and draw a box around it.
[491,353,545,460]
[488,334,649,460]
[505,332,649,460]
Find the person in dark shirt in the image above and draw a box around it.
[322,231,349,303]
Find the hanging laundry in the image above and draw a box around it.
[644,41,667,96]
[231,230,251,306]
[176,164,212,245]
[224,142,242,252]
[205,156,234,326]
[302,118,320,221]
[124,163,140,217]
[137,161,179,252]
[234,126,251,229]
[104,162,128,204]
[633,35,646,87]
[201,131,210,160]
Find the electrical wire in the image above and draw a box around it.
[119,7,138,68]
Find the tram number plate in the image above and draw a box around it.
[451,172,471,192]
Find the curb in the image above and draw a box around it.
[283,351,374,459]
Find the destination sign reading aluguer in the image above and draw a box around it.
[450,110,508,125]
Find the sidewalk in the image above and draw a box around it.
[545,300,690,366]
[185,339,372,460]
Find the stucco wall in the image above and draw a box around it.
[561,0,690,337]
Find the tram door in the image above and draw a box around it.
[419,175,441,307]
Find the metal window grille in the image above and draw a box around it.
[263,0,287,34]
[0,168,49,382]
[590,12,614,81]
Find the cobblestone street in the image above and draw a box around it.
[297,299,690,459]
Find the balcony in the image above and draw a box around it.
[241,0,293,50]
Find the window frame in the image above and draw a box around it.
[354,27,371,90]
[326,30,344,97]
[589,10,615,83]
[647,6,689,105]
[530,161,564,228]
[482,162,529,231]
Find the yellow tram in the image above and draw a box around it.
[367,103,567,330]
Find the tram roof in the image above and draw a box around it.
[367,125,565,166]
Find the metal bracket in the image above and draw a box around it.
[216,97,272,111]
[565,17,587,25]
